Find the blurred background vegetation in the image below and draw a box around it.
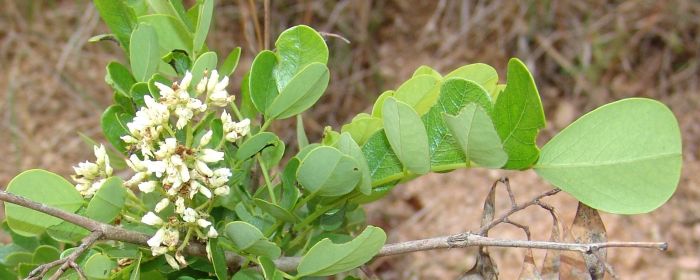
[1,0,699,278]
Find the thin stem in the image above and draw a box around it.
[263,0,270,50]
[260,119,272,132]
[257,154,276,204]
[185,124,193,147]
[247,0,263,50]
[178,226,195,252]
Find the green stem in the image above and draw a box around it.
[177,226,195,252]
[260,119,272,132]
[185,124,193,147]
[257,154,276,204]
[230,102,244,121]
[293,191,318,212]
[263,220,283,238]
[293,197,346,231]
[163,124,177,138]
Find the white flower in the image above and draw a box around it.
[182,208,197,223]
[199,130,213,147]
[199,149,224,163]
[195,160,213,177]
[196,74,208,95]
[214,186,230,196]
[163,227,180,247]
[142,212,163,226]
[179,71,193,90]
[154,198,170,213]
[138,181,157,193]
[189,180,204,199]
[73,161,98,179]
[210,168,232,187]
[175,107,193,129]
[155,138,177,159]
[144,160,167,177]
[221,112,251,142]
[175,197,185,214]
[164,254,180,270]
[197,219,212,228]
[147,228,165,247]
[198,184,212,199]
[155,82,176,99]
[207,226,219,238]
[151,246,168,256]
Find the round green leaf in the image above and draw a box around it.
[32,245,60,264]
[444,104,508,168]
[83,253,116,280]
[340,113,383,146]
[235,132,279,160]
[137,14,193,54]
[190,51,217,89]
[5,170,84,237]
[101,105,133,153]
[249,50,279,115]
[393,74,440,115]
[266,63,330,119]
[334,133,372,195]
[296,146,362,197]
[130,23,160,82]
[224,221,281,259]
[86,177,126,223]
[445,63,499,94]
[297,226,386,277]
[273,25,329,90]
[535,98,682,214]
[382,97,430,175]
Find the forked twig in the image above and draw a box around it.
[27,230,102,280]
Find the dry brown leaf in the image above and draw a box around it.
[571,202,607,279]
[541,209,564,280]
[461,182,500,280]
[518,247,543,280]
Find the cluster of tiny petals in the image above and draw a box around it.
[111,71,252,268]
[71,144,113,197]
[70,70,251,269]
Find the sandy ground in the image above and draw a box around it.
[1,0,699,279]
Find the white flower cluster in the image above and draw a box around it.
[72,70,251,269]
[71,145,113,197]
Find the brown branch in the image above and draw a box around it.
[478,188,562,235]
[0,189,668,275]
[28,230,102,280]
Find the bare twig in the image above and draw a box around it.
[263,0,270,50]
[27,230,102,280]
[478,188,562,235]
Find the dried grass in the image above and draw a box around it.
[1,0,699,278]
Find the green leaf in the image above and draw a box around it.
[5,170,84,237]
[46,218,90,244]
[249,50,279,115]
[162,49,192,76]
[220,47,242,77]
[297,226,386,276]
[445,63,499,94]
[129,252,142,280]
[335,133,372,195]
[130,24,160,82]
[444,104,507,168]
[94,0,137,52]
[297,114,310,149]
[130,82,151,108]
[493,58,545,169]
[239,72,258,120]
[422,78,493,170]
[361,131,402,185]
[190,51,217,89]
[297,146,362,197]
[231,269,264,280]
[253,198,298,223]
[101,105,133,153]
[84,253,116,280]
[371,90,395,118]
[273,25,329,91]
[224,221,281,259]
[267,63,330,119]
[341,113,383,146]
[138,14,193,54]
[382,97,430,175]
[86,177,126,223]
[535,98,682,214]
[258,256,284,280]
[393,74,440,115]
[412,65,442,79]
[193,0,214,52]
[32,245,60,264]
[106,62,137,97]
[208,238,228,280]
[235,132,278,160]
